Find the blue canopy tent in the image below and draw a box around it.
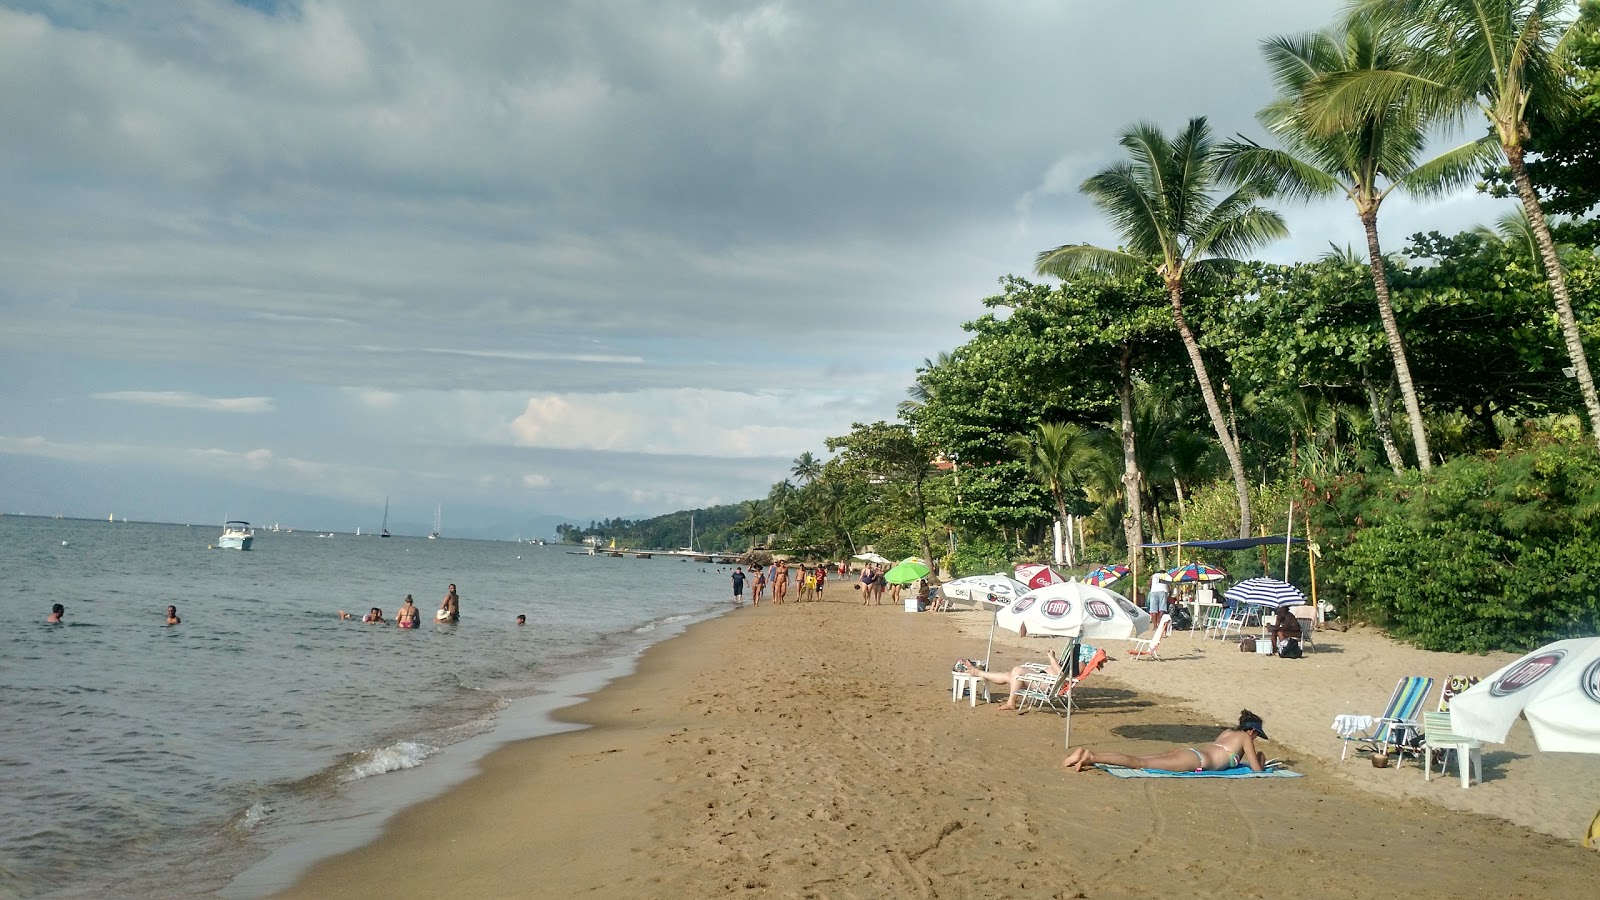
[1132,531,1318,622]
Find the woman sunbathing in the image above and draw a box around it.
[959,650,1067,711]
[1060,709,1268,773]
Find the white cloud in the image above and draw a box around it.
[521,473,551,488]
[92,391,274,413]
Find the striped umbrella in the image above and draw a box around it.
[1158,562,1227,583]
[1224,576,1305,609]
[1085,563,1130,587]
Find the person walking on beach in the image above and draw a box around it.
[814,566,826,600]
[752,567,766,606]
[731,567,746,605]
[396,595,421,628]
[440,584,460,623]
[46,603,64,623]
[166,605,182,625]
[774,561,789,604]
[859,565,876,605]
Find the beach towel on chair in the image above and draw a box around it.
[1093,764,1303,779]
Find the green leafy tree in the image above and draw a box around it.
[1007,422,1102,567]
[791,451,822,485]
[1323,0,1600,447]
[1036,117,1289,537]
[826,422,943,572]
[1221,17,1499,470]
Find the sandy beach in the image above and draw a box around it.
[272,595,1600,899]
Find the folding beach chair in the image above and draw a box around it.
[1337,676,1434,763]
[1127,617,1174,661]
[1014,642,1110,748]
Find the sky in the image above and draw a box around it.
[0,0,1518,539]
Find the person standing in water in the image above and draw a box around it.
[440,584,460,622]
[396,595,421,628]
[47,603,64,623]
[166,605,181,625]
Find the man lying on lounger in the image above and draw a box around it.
[1061,710,1269,773]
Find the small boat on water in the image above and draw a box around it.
[429,503,442,540]
[380,497,392,537]
[218,521,255,550]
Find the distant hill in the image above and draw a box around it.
[555,504,747,552]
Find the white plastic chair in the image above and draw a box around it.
[1422,711,1483,788]
[1127,618,1173,661]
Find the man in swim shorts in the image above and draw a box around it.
[731,567,746,605]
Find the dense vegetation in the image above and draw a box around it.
[565,1,1600,652]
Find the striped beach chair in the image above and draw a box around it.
[1338,676,1434,763]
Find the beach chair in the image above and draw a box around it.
[1422,710,1483,788]
[1205,608,1249,641]
[1288,604,1316,652]
[1337,676,1434,763]
[1014,643,1108,715]
[1127,617,1174,661]
[1438,675,1480,712]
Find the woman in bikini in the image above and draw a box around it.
[958,649,1069,711]
[1060,709,1268,773]
[395,595,421,629]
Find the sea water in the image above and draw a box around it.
[0,516,734,898]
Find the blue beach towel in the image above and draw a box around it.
[1093,764,1303,779]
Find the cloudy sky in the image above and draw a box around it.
[0,0,1515,537]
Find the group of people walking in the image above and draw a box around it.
[730,562,830,606]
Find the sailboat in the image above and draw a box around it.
[429,504,441,540]
[380,497,391,537]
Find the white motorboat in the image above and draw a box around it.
[218,521,255,550]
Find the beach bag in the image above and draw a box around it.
[1280,638,1303,659]
[1239,636,1256,653]
[1170,606,1193,630]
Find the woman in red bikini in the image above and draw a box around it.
[1061,710,1268,773]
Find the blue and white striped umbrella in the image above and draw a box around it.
[1224,577,1305,609]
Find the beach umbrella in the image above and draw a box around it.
[882,557,931,585]
[938,574,1030,607]
[1449,637,1600,753]
[1015,563,1065,589]
[996,581,1151,640]
[1224,577,1305,609]
[1158,562,1227,583]
[1084,563,1130,587]
[852,552,891,565]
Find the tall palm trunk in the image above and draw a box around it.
[1119,343,1145,566]
[1359,208,1432,469]
[1167,282,1252,537]
[1506,146,1600,448]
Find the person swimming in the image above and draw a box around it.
[47,603,64,624]
[1060,709,1269,773]
[166,605,181,626]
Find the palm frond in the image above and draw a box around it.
[1215,138,1346,202]
[1033,244,1150,280]
[1400,133,1502,198]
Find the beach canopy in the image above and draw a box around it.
[1159,562,1227,583]
[996,581,1150,640]
[1224,577,1305,609]
[1139,535,1307,550]
[1015,563,1065,589]
[938,573,1030,607]
[1449,637,1600,753]
[882,557,931,585]
[1085,563,1130,587]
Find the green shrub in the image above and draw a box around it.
[1309,431,1600,652]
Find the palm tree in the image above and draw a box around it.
[1320,0,1600,448]
[1221,19,1500,471]
[1036,118,1288,538]
[898,352,952,416]
[1007,422,1100,567]
[791,451,822,484]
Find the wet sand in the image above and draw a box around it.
[271,597,1600,898]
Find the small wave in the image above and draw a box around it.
[236,801,272,830]
[340,740,436,783]
[631,613,694,634]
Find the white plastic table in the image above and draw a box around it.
[951,672,991,706]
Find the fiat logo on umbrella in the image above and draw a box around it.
[1013,597,1036,614]
[1086,600,1113,620]
[1584,659,1600,705]
[1490,650,1567,697]
[1042,599,1073,619]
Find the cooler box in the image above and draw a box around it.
[905,597,920,612]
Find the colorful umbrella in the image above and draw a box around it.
[996,581,1151,639]
[1224,577,1305,609]
[882,557,931,585]
[1084,564,1130,587]
[1449,637,1600,753]
[1015,563,1065,589]
[1158,562,1227,583]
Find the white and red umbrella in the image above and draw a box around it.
[1015,563,1065,589]
[938,574,1030,607]
[1449,637,1600,753]
[996,581,1151,640]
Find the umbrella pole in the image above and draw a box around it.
[1284,501,1295,581]
[1064,690,1074,749]
[984,607,998,670]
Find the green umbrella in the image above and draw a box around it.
[883,557,931,585]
